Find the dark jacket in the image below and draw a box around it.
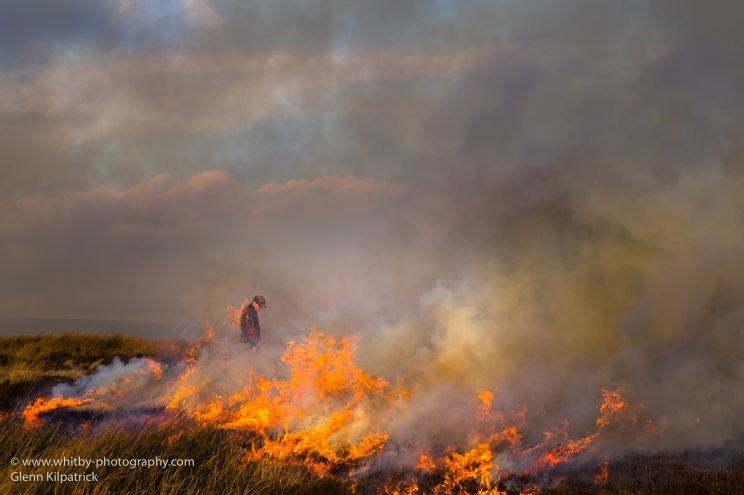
[240,304,261,344]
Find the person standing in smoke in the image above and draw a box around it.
[240,295,266,349]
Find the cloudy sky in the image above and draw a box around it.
[1,0,743,335]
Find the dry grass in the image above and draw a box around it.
[0,334,160,410]
[0,418,351,495]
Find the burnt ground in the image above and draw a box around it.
[352,448,744,494]
[528,451,744,495]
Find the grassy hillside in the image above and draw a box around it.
[0,334,160,410]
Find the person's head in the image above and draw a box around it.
[252,295,267,312]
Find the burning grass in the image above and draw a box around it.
[0,334,160,410]
[9,330,650,493]
[5,330,744,494]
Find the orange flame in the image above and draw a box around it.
[441,442,498,493]
[167,366,196,411]
[141,360,163,380]
[531,388,653,471]
[416,453,436,473]
[179,329,392,475]
[22,397,92,429]
[596,389,626,428]
[226,299,250,327]
[399,387,653,493]
[476,390,494,420]
[594,460,609,485]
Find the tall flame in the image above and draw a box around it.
[167,329,392,475]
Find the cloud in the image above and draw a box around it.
[183,0,223,29]
[0,45,485,198]
[5,1,740,200]
[0,171,449,329]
